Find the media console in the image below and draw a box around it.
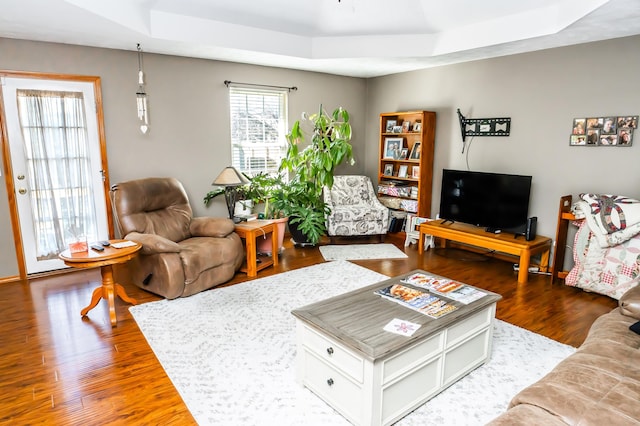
[418,220,551,284]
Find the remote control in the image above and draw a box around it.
[100,240,111,246]
[90,244,105,252]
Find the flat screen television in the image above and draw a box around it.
[439,169,532,232]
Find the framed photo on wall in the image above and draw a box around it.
[618,128,634,146]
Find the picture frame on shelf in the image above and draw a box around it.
[393,125,403,133]
[413,122,422,132]
[411,166,420,179]
[383,137,403,159]
[399,148,408,160]
[398,165,409,178]
[402,121,411,133]
[383,163,394,176]
[409,142,421,160]
[385,120,397,133]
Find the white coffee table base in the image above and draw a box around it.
[295,304,496,426]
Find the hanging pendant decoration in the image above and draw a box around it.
[136,43,149,134]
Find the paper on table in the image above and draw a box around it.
[111,241,137,249]
[383,318,421,337]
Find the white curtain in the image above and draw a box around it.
[16,89,98,260]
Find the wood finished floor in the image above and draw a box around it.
[0,233,617,424]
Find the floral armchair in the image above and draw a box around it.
[323,175,390,242]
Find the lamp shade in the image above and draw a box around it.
[212,167,250,187]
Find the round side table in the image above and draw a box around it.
[59,239,141,327]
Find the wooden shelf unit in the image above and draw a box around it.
[378,111,436,217]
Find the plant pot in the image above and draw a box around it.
[288,218,316,247]
[257,217,288,255]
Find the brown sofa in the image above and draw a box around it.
[111,177,244,299]
[488,285,640,425]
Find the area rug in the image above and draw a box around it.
[319,243,408,261]
[130,261,575,426]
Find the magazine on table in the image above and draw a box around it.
[401,273,485,305]
[374,283,458,319]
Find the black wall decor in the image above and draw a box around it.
[457,109,511,142]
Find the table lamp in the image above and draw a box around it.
[212,166,250,222]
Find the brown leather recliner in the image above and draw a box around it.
[111,177,244,299]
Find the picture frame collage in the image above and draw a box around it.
[570,116,637,146]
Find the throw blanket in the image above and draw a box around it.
[572,193,640,247]
[565,220,640,299]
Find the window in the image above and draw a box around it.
[228,87,288,177]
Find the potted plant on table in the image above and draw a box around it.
[244,172,289,254]
[279,104,355,246]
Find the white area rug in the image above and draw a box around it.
[319,243,408,261]
[130,261,575,426]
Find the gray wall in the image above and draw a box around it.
[364,35,640,241]
[0,38,367,278]
[2,34,639,278]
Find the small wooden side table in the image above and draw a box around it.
[234,220,278,277]
[59,239,141,327]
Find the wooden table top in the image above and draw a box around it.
[291,269,501,361]
[59,239,141,268]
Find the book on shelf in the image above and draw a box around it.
[401,272,485,305]
[374,283,458,319]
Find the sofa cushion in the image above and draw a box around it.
[620,285,640,319]
[488,404,568,425]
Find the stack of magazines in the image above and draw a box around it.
[401,273,485,305]
[374,284,458,319]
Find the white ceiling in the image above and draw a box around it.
[1,0,640,78]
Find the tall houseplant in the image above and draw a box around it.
[280,105,354,245]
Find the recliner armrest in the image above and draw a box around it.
[190,217,235,238]
[125,232,181,255]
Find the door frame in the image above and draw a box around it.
[0,70,114,280]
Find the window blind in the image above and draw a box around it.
[228,87,288,177]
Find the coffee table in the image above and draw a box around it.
[291,270,501,426]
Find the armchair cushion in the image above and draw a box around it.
[190,217,236,238]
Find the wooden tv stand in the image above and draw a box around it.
[418,220,551,284]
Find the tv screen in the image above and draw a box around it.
[439,169,532,232]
